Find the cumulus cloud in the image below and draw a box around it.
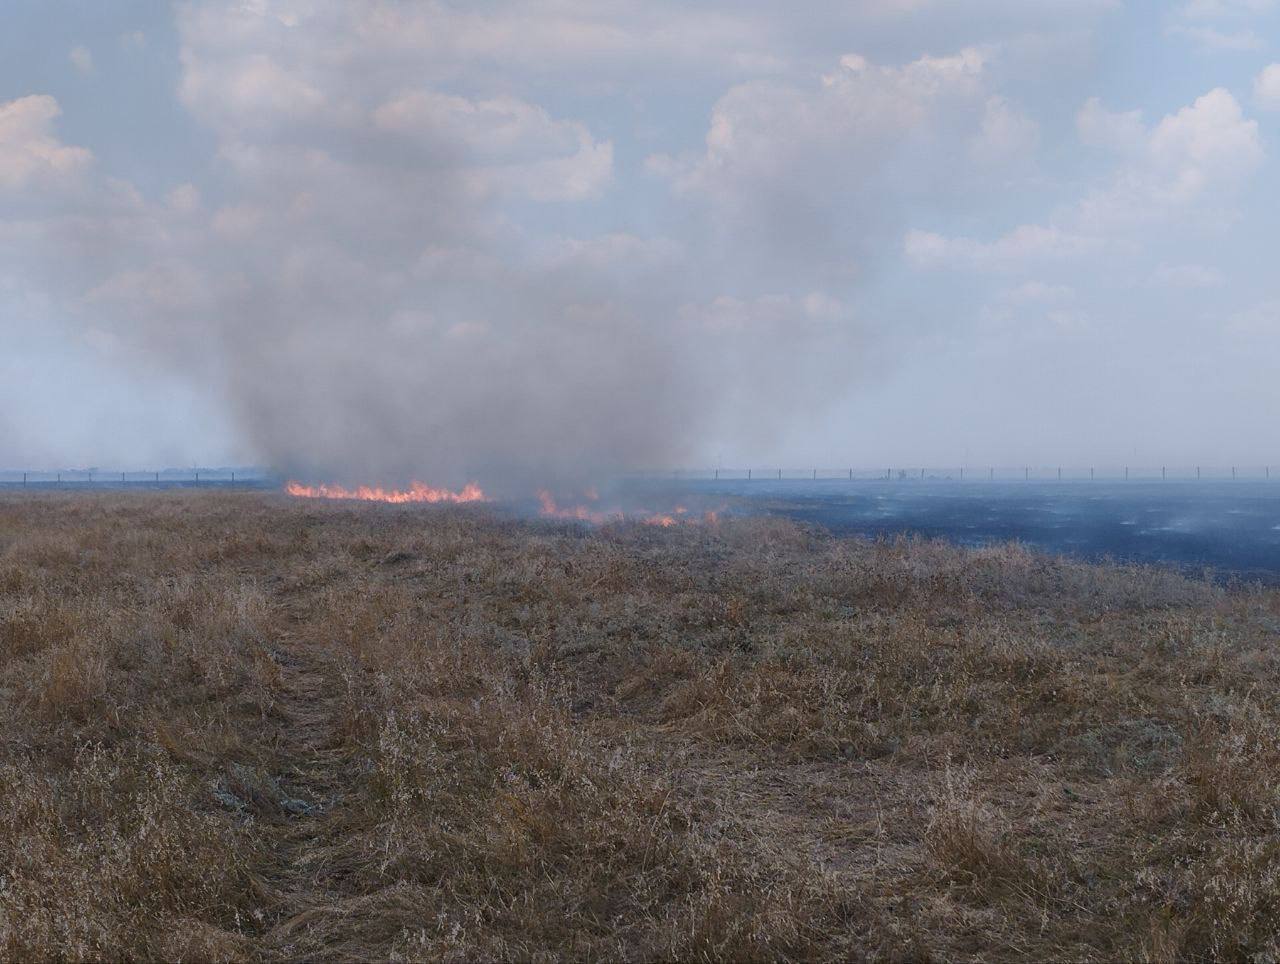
[373,91,613,201]
[913,87,1262,272]
[969,96,1040,164]
[1153,263,1225,287]
[649,47,1004,283]
[1169,25,1266,51]
[0,96,92,190]
[1178,0,1276,18]
[1130,88,1260,201]
[905,225,1106,270]
[1078,88,1262,224]
[1257,63,1280,108]
[1076,98,1146,152]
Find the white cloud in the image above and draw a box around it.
[978,281,1087,337]
[373,92,613,201]
[166,183,202,214]
[970,96,1040,163]
[180,54,325,130]
[1178,0,1276,18]
[532,234,684,273]
[1168,24,1265,51]
[1076,88,1261,229]
[666,48,987,196]
[1152,263,1225,287]
[211,203,265,239]
[904,225,1105,270]
[0,95,92,190]
[915,88,1262,272]
[86,263,208,314]
[1256,63,1280,108]
[69,46,94,74]
[1144,88,1261,198]
[1227,299,1280,334]
[649,47,1003,281]
[1000,281,1076,303]
[1076,98,1146,152]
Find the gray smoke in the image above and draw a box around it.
[2,3,1018,485]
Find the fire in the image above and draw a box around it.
[537,491,720,527]
[537,489,620,524]
[285,480,487,504]
[643,514,678,527]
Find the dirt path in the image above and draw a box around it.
[242,621,352,960]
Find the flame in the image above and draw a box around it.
[285,480,487,504]
[538,490,722,527]
[643,514,678,527]
[537,489,620,524]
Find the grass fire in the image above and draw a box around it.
[5,488,1280,960]
[284,480,487,504]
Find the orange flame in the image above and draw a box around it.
[538,491,721,527]
[285,480,487,504]
[537,489,620,523]
[643,514,678,527]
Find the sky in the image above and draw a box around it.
[1,0,1278,479]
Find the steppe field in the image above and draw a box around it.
[4,490,1280,962]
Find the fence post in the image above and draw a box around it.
[1162,466,1166,480]
[778,469,781,480]
[22,472,26,487]
[848,468,852,481]
[1232,466,1236,480]
[1197,466,1200,480]
[1057,467,1061,480]
[960,467,964,480]
[714,468,718,480]
[155,472,159,484]
[813,469,816,480]
[1125,467,1128,480]
[122,471,126,483]
[747,469,751,480]
[1024,467,1028,481]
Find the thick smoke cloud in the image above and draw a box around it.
[5,0,1274,476]
[6,1,1007,486]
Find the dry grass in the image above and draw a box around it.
[2,489,1280,961]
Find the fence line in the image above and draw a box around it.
[0,468,275,486]
[1,466,1275,488]
[630,466,1276,482]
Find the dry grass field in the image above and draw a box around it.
[3,490,1280,961]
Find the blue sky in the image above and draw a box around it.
[1,1,1278,478]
